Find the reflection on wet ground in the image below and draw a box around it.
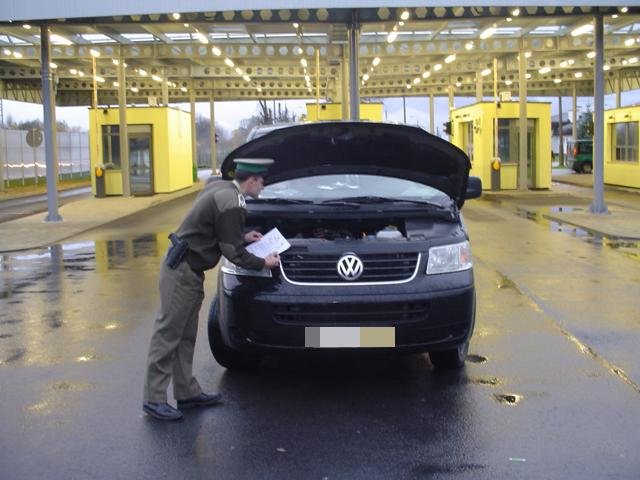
[0,233,167,366]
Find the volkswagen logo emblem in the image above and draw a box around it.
[337,253,364,281]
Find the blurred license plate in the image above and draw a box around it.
[304,327,395,348]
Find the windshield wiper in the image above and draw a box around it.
[321,196,447,208]
[250,198,313,204]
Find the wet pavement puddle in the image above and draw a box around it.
[493,393,523,405]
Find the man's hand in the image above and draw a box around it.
[263,252,280,269]
[244,230,263,243]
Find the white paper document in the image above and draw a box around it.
[246,228,290,258]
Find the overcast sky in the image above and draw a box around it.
[2,91,638,137]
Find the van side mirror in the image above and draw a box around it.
[465,176,482,199]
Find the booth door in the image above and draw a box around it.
[497,119,537,187]
[128,125,154,196]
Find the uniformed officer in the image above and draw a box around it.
[143,158,280,421]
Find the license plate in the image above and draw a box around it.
[304,327,395,348]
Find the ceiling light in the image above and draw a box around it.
[292,23,299,29]
[77,71,84,77]
[406,84,412,90]
[300,58,307,67]
[49,62,57,69]
[152,74,162,82]
[12,51,22,59]
[372,57,381,66]
[23,24,31,29]
[568,59,575,65]
[2,49,10,56]
[242,75,251,82]
[95,76,106,83]
[305,74,310,82]
[455,81,462,87]
[89,49,100,58]
[560,60,568,68]
[194,32,209,44]
[525,73,532,79]
[622,59,629,65]
[413,77,421,84]
[212,46,221,56]
[434,63,442,71]
[131,87,139,93]
[481,68,492,76]
[257,86,262,92]
[506,17,513,22]
[571,24,593,37]
[50,34,73,45]
[171,13,180,20]
[539,66,551,74]
[480,27,497,40]
[387,31,398,43]
[505,79,513,86]
[554,78,562,84]
[465,42,474,51]
[138,68,147,76]
[224,58,234,67]
[445,54,456,64]
[587,51,596,59]
[621,7,628,13]
[112,58,119,65]
[235,67,243,75]
[400,10,410,21]
[629,57,638,64]
[625,38,635,46]
[363,73,369,81]
[603,65,611,71]
[183,23,189,27]
[574,72,583,78]
[69,68,78,75]
[113,81,119,87]
[180,86,188,92]
[422,71,431,79]
[511,8,520,16]
[612,14,619,19]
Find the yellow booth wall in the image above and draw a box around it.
[604,106,640,189]
[306,103,384,122]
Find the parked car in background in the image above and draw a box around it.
[566,139,593,173]
[209,122,482,371]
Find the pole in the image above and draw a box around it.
[209,93,217,173]
[117,52,130,197]
[558,95,564,167]
[190,86,197,174]
[348,9,360,121]
[402,96,406,124]
[429,94,434,134]
[518,39,528,191]
[40,24,62,221]
[589,14,608,214]
[315,48,320,116]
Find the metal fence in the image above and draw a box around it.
[0,129,90,187]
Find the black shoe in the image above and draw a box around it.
[177,392,223,409]
[143,401,183,421]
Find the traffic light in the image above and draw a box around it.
[443,121,452,135]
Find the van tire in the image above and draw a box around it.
[581,162,593,174]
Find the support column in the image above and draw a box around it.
[209,94,217,172]
[429,94,435,134]
[558,95,564,167]
[491,58,500,191]
[518,39,528,191]
[572,84,577,140]
[348,10,360,121]
[190,87,197,174]
[341,47,349,120]
[162,68,169,106]
[476,71,483,102]
[117,53,130,197]
[40,25,61,221]
[590,14,608,214]
[402,96,406,124]
[0,81,5,192]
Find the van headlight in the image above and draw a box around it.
[221,257,272,278]
[426,241,473,274]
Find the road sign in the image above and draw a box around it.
[26,129,43,148]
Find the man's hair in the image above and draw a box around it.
[234,170,264,183]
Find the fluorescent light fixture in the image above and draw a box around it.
[481,68,491,77]
[130,87,139,93]
[363,73,369,81]
[574,72,583,78]
[12,51,22,59]
[78,71,85,77]
[243,75,251,82]
[3,49,10,56]
[587,51,596,59]
[235,67,243,75]
[95,76,105,83]
[387,31,398,43]
[50,34,73,45]
[49,62,57,69]
[399,21,405,27]
[445,54,456,64]
[455,81,462,87]
[89,48,100,58]
[465,42,474,51]
[224,58,234,67]
[138,68,147,76]
[505,79,513,86]
[539,66,551,74]
[422,71,431,79]
[400,10,410,21]
[300,58,307,67]
[511,8,520,16]
[372,57,381,66]
[257,86,262,92]
[151,74,162,82]
[629,57,638,64]
[625,38,635,46]
[603,65,610,71]
[413,77,421,84]
[560,60,568,68]
[113,81,119,87]
[571,24,593,37]
[612,14,619,19]
[480,27,497,40]
[180,86,187,92]
[112,58,119,65]
[568,59,575,65]
[525,52,532,59]
[554,78,562,84]
[194,32,209,44]
[434,63,442,71]
[304,74,310,82]
[212,46,222,56]
[171,13,180,20]
[621,7,628,13]
[69,68,78,75]
[525,73,532,79]
[406,84,411,89]
[292,23,299,29]
[23,24,31,30]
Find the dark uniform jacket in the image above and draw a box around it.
[175,179,265,272]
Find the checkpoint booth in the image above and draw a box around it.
[604,106,640,189]
[89,106,193,197]
[450,101,552,190]
[306,103,384,122]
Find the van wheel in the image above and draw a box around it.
[429,340,469,370]
[207,296,262,370]
[581,162,593,174]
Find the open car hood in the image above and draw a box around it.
[222,122,472,208]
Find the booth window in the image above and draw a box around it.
[102,125,121,168]
[612,122,638,162]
